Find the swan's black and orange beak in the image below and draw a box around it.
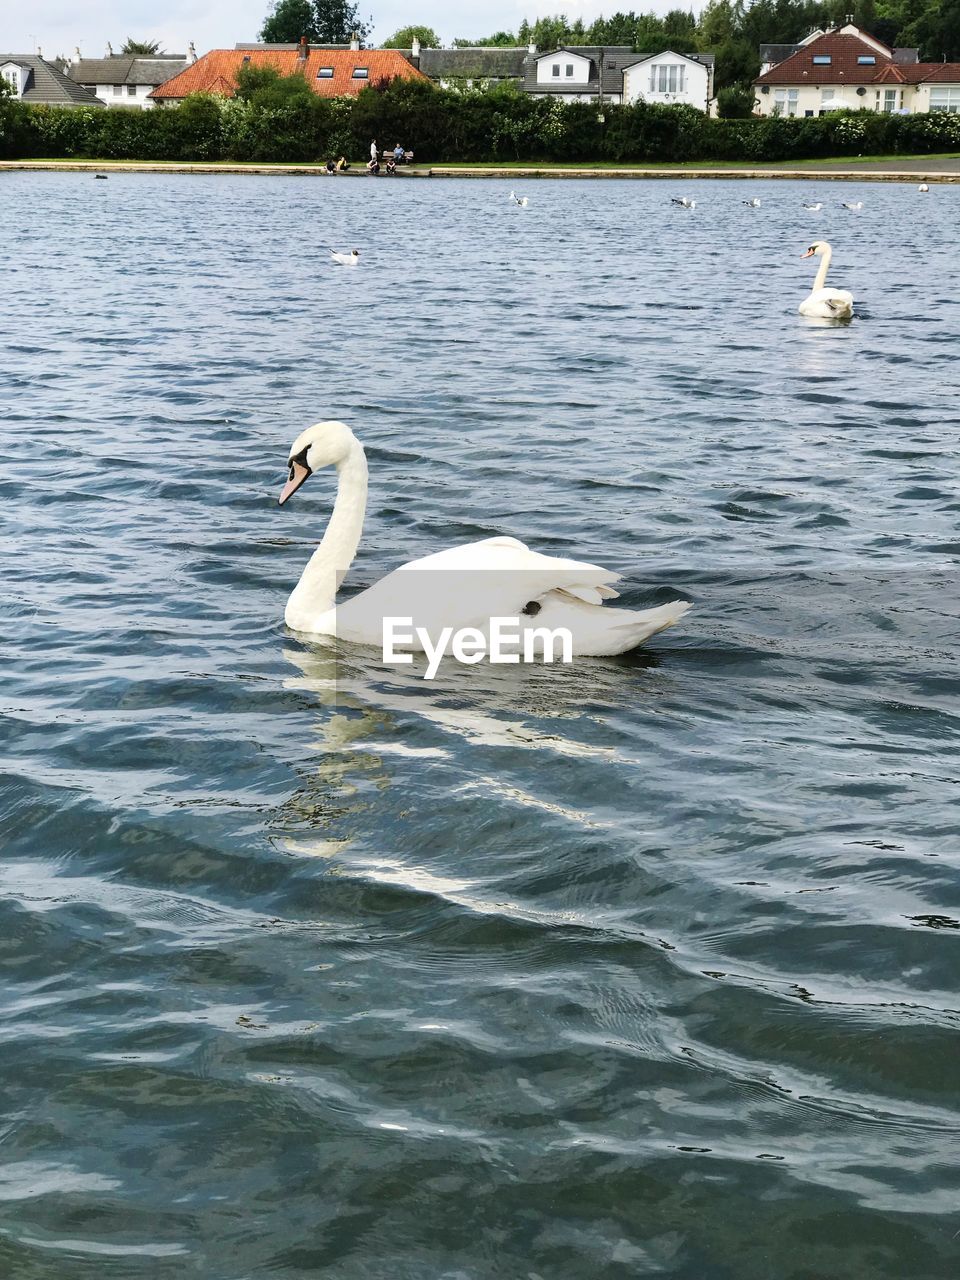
[801,246,816,258]
[279,450,311,505]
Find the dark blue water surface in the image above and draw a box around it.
[2,171,959,1279]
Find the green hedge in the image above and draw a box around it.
[5,79,960,165]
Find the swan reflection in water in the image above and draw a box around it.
[272,636,679,859]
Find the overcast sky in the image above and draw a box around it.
[7,1,683,58]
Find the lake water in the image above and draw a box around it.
[2,171,959,1278]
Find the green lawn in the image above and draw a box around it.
[428,154,960,170]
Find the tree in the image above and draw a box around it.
[234,64,315,104]
[121,39,164,54]
[453,31,519,47]
[716,84,756,115]
[260,0,371,44]
[382,25,440,48]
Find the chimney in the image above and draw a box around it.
[188,41,197,63]
[297,35,309,61]
[528,42,537,56]
[350,32,360,52]
[107,41,113,56]
[411,36,421,58]
[73,46,81,66]
[37,44,43,59]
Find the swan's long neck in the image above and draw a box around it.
[285,438,367,630]
[813,245,832,292]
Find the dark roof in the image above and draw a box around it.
[416,47,529,80]
[755,33,960,85]
[525,46,635,96]
[621,49,715,71]
[68,56,187,86]
[0,54,104,105]
[892,47,919,63]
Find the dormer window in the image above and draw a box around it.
[317,66,333,78]
[812,55,832,65]
[2,64,22,95]
[857,55,875,64]
[352,67,368,78]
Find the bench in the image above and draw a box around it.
[378,150,414,164]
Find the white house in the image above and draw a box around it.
[521,45,715,111]
[66,45,195,109]
[622,50,715,113]
[754,24,960,117]
[0,53,103,106]
[523,46,635,104]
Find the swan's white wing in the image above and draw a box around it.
[333,536,622,645]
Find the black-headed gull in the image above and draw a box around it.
[671,196,696,209]
[330,249,360,266]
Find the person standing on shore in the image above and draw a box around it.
[370,139,378,164]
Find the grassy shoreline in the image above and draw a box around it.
[3,155,960,181]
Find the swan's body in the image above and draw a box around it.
[278,422,690,658]
[671,196,695,208]
[803,202,823,211]
[841,201,863,211]
[330,249,360,266]
[918,183,929,192]
[509,191,529,207]
[798,240,854,319]
[744,197,761,208]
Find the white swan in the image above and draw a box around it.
[918,183,929,192]
[798,241,854,319]
[330,249,360,266]
[509,191,529,207]
[840,201,863,211]
[802,202,823,211]
[278,421,691,657]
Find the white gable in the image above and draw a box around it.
[536,49,592,85]
[1,61,28,96]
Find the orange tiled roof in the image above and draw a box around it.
[150,47,428,100]
[756,32,960,86]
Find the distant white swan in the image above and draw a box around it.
[743,197,761,208]
[509,191,529,207]
[330,249,360,266]
[278,421,691,655]
[840,201,863,211]
[803,202,823,211]
[918,183,929,192]
[799,241,854,319]
[671,196,696,208]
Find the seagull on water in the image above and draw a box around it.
[841,201,863,211]
[743,197,761,208]
[330,249,360,266]
[918,183,929,192]
[802,202,823,211]
[671,196,696,208]
[509,191,529,207]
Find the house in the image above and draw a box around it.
[65,44,194,109]
[523,46,635,104]
[754,24,960,117]
[621,50,715,113]
[521,45,715,112]
[407,38,530,90]
[150,38,428,105]
[0,53,103,107]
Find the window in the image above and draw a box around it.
[352,67,368,78]
[565,63,574,77]
[857,56,876,65]
[649,64,685,94]
[127,84,137,95]
[930,86,960,112]
[774,87,799,116]
[317,66,334,78]
[812,55,832,65]
[2,66,20,95]
[241,56,250,64]
[552,64,560,77]
[883,88,898,112]
[113,83,122,95]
